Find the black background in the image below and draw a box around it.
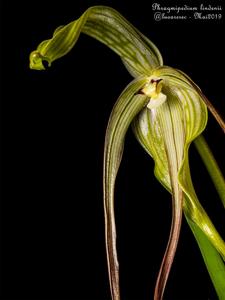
[0,0,225,299]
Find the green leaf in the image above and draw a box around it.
[29,6,162,75]
[103,77,148,300]
[187,217,225,300]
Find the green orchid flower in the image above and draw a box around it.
[29,6,225,300]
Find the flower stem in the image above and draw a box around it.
[194,134,225,208]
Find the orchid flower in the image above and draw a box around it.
[29,6,225,300]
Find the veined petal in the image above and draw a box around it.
[29,6,162,75]
[103,77,149,300]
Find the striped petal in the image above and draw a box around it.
[29,6,162,75]
[104,77,149,300]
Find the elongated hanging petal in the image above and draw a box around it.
[103,77,149,300]
[132,70,225,299]
[29,6,162,75]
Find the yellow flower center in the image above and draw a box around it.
[141,76,167,109]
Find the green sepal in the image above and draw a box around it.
[29,6,162,75]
